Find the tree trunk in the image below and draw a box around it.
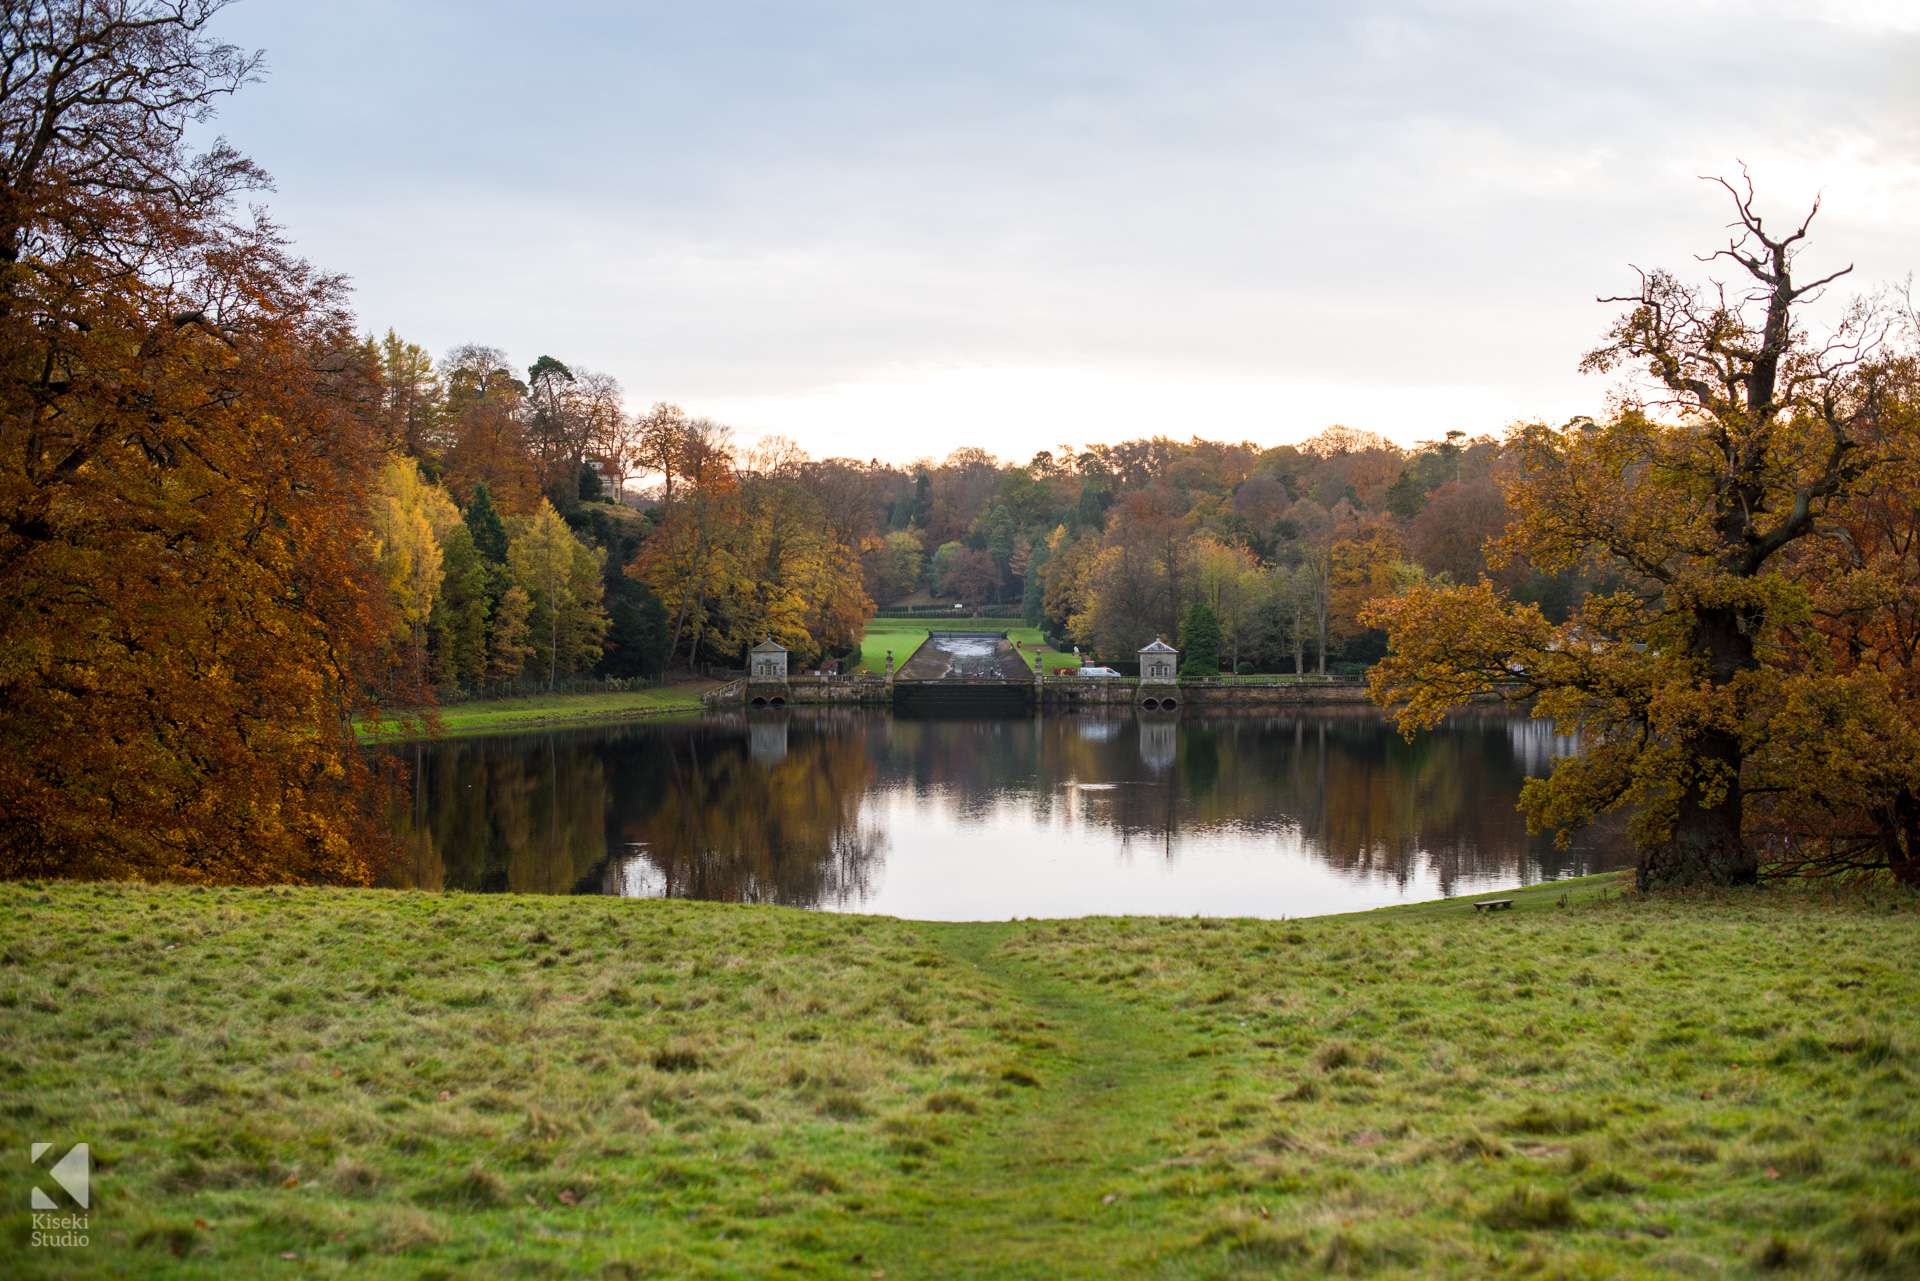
[1292,587,1304,676]
[1316,592,1327,676]
[666,575,695,665]
[1637,726,1756,889]
[1637,608,1757,889]
[1888,789,1920,889]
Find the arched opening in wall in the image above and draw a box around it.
[750,697,768,708]
[1140,698,1159,710]
[1159,698,1178,709]
[770,696,787,708]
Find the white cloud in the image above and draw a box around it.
[201,0,1920,462]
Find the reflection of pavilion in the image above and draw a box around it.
[1139,719,1176,772]
[750,719,788,767]
[604,845,667,897]
[1508,717,1578,777]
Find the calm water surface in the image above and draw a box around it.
[383,708,1630,920]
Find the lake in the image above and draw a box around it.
[380,707,1632,919]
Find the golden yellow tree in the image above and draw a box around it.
[507,500,608,687]
[367,456,462,694]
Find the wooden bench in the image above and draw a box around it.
[1471,899,1514,913]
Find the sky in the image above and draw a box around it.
[196,0,1920,464]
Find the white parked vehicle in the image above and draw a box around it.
[1077,665,1122,679]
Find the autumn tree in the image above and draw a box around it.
[0,0,398,882]
[507,500,607,687]
[577,370,635,499]
[440,344,535,510]
[632,402,690,502]
[367,455,460,694]
[871,530,924,601]
[1190,536,1260,671]
[372,330,442,463]
[1366,181,1912,890]
[634,416,739,664]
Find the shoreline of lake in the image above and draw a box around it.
[378,705,1628,914]
[356,682,719,742]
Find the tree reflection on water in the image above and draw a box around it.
[381,707,1628,909]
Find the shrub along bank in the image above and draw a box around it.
[1,877,1915,1278]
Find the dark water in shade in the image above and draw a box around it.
[380,708,1633,920]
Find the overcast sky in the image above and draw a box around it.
[199,0,1919,463]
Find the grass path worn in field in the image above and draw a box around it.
[5,875,1919,1278]
[851,922,1209,1277]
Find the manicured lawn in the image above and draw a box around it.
[847,619,932,674]
[851,619,1078,675]
[358,684,716,742]
[5,875,1917,1277]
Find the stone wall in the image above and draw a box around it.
[708,675,1379,710]
[1172,681,1373,706]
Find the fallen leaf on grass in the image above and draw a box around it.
[437,1090,451,1101]
[525,1195,540,1207]
[1102,1193,1118,1205]
[194,1219,208,1229]
[558,1189,578,1205]
[280,1175,298,1188]
[1765,1167,1780,1179]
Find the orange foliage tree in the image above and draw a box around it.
[1366,186,1915,889]
[0,1,397,883]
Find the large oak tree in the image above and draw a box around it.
[1365,180,1915,889]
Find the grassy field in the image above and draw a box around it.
[849,619,1078,676]
[4,874,1917,1278]
[358,685,717,742]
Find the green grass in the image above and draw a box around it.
[357,685,716,742]
[5,877,1918,1277]
[850,619,1077,675]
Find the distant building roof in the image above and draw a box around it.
[750,638,788,653]
[1139,638,1178,653]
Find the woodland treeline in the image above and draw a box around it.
[609,420,1564,676]
[362,353,1552,680]
[3,2,1916,892]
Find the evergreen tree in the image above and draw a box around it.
[1179,602,1222,676]
[601,580,672,678]
[1385,470,1426,520]
[1021,541,1050,628]
[1074,482,1104,531]
[464,482,510,564]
